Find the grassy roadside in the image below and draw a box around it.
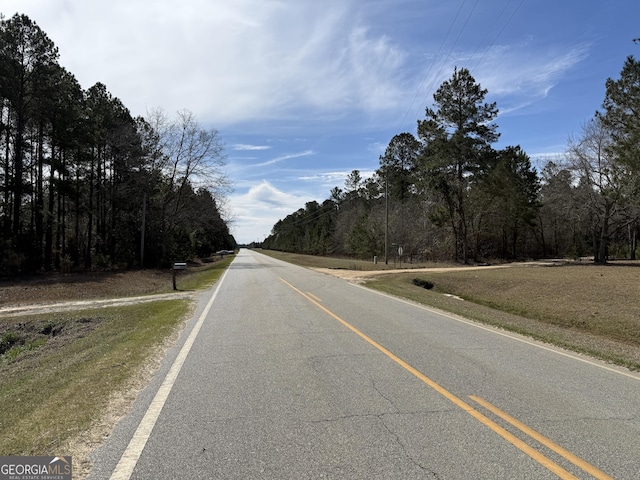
[0,301,190,456]
[366,271,640,371]
[174,256,234,291]
[0,256,234,475]
[260,249,453,271]
[260,250,640,371]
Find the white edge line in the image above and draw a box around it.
[109,268,230,480]
[349,282,640,382]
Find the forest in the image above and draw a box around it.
[0,14,236,276]
[263,52,640,265]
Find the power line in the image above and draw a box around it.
[414,0,480,123]
[395,0,469,133]
[467,0,516,65]
[471,0,526,72]
[397,0,526,135]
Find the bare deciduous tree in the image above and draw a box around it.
[567,116,620,263]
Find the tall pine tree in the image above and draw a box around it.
[417,67,499,262]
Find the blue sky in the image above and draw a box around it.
[4,0,639,243]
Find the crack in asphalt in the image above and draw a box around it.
[377,413,442,479]
[371,379,399,413]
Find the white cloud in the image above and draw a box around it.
[232,144,272,151]
[472,43,590,114]
[242,181,305,208]
[229,180,315,242]
[400,41,591,125]
[6,0,409,125]
[297,169,375,188]
[251,150,315,167]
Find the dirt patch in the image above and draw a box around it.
[0,269,197,479]
[0,316,104,374]
[0,269,174,307]
[311,261,558,283]
[0,292,196,318]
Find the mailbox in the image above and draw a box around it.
[172,262,187,290]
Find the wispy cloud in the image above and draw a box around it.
[487,43,587,84]
[252,150,315,167]
[473,42,591,113]
[232,144,271,151]
[400,41,591,125]
[19,0,410,125]
[298,169,376,187]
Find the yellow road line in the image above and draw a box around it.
[306,292,322,302]
[469,395,614,480]
[280,277,587,480]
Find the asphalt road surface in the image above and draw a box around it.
[89,249,640,479]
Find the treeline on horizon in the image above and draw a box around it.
[263,52,640,265]
[0,13,235,276]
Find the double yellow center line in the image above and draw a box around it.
[280,278,613,480]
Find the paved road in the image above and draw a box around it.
[90,249,640,479]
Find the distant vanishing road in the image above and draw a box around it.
[89,249,640,479]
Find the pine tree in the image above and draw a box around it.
[417,67,498,263]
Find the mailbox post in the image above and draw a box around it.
[172,262,187,290]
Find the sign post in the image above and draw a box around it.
[172,262,187,290]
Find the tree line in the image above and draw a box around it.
[0,13,235,276]
[264,53,640,265]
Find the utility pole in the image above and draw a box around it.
[385,172,389,265]
[140,192,146,267]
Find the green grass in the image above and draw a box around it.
[0,300,190,456]
[259,249,452,271]
[2,337,48,362]
[176,256,234,291]
[0,256,233,474]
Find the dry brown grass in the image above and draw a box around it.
[260,249,456,271]
[423,263,640,344]
[0,270,174,306]
[260,250,640,370]
[366,264,640,370]
[0,257,232,307]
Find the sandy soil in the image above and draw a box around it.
[0,269,197,480]
[0,269,175,307]
[311,261,560,282]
